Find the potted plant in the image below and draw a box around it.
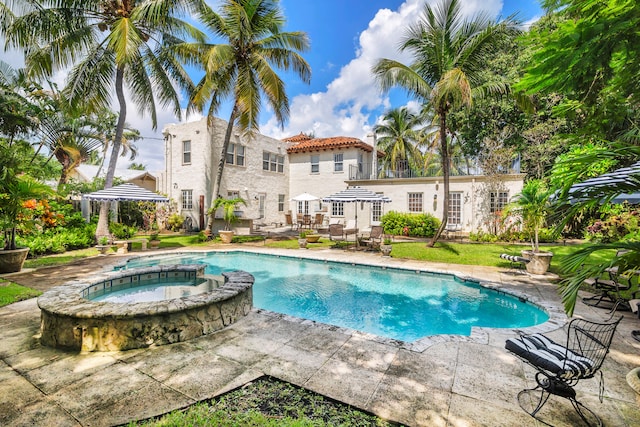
[96,236,112,255]
[298,231,308,249]
[0,146,54,273]
[380,237,393,257]
[149,231,161,249]
[504,179,554,274]
[304,229,321,243]
[210,197,246,244]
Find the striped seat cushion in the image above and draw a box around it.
[500,254,530,264]
[505,334,595,379]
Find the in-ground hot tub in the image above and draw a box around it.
[38,265,254,351]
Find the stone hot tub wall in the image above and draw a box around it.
[38,265,254,352]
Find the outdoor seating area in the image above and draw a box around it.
[583,250,638,313]
[505,316,622,426]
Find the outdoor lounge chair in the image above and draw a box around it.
[312,213,324,229]
[583,261,633,312]
[500,253,530,272]
[285,213,297,230]
[343,220,358,240]
[329,223,346,242]
[505,316,621,427]
[361,225,383,250]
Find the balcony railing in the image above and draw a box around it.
[349,158,521,181]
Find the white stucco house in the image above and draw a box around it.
[159,117,524,234]
[160,117,290,232]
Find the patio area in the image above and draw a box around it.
[1,247,639,426]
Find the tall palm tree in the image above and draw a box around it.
[175,0,311,232]
[91,110,141,178]
[5,0,206,238]
[372,0,520,246]
[374,107,423,178]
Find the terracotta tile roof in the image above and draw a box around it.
[286,136,374,154]
[282,132,312,143]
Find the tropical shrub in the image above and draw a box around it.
[167,213,185,231]
[585,203,639,243]
[17,224,96,256]
[109,222,137,239]
[380,211,440,237]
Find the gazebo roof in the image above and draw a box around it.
[82,183,168,202]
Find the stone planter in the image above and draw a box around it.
[0,247,29,273]
[149,240,161,249]
[380,244,392,257]
[219,230,234,244]
[298,238,308,249]
[626,367,640,395]
[96,245,112,255]
[305,234,320,243]
[521,250,553,275]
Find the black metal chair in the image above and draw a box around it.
[583,268,632,311]
[505,316,621,426]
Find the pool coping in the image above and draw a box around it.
[115,248,568,352]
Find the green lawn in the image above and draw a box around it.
[388,241,613,274]
[0,281,42,307]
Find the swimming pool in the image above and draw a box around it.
[119,251,549,342]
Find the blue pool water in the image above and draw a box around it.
[118,252,548,342]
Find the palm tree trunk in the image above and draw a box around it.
[207,106,238,232]
[428,111,450,247]
[96,66,127,239]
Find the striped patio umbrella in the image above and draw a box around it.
[82,183,169,202]
[568,161,640,204]
[322,186,391,230]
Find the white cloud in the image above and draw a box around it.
[124,105,202,174]
[262,0,506,142]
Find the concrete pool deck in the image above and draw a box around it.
[1,247,639,426]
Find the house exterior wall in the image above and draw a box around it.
[288,146,373,222]
[347,174,525,232]
[162,117,289,232]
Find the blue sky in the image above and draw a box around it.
[1,0,543,172]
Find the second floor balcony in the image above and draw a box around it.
[349,157,521,181]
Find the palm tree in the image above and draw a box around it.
[27,84,105,188]
[374,107,423,178]
[5,0,206,238]
[175,0,311,232]
[372,0,520,246]
[91,110,141,179]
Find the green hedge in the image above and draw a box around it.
[380,211,440,237]
[18,224,96,256]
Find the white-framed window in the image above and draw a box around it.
[181,189,193,210]
[332,202,344,216]
[334,153,343,172]
[448,192,462,225]
[182,140,191,164]
[372,201,382,222]
[408,192,423,212]
[262,151,285,173]
[226,143,245,166]
[490,191,509,213]
[310,155,319,173]
[297,201,310,215]
[278,194,285,212]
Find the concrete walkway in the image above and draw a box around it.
[1,247,639,426]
